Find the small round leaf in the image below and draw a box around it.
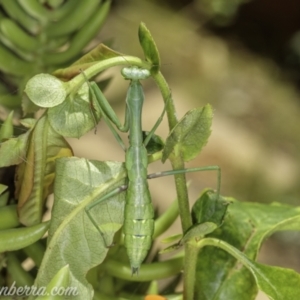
[25,74,67,108]
[47,83,101,138]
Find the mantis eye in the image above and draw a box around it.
[121,66,150,81]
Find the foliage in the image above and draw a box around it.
[0,20,300,300]
[0,0,111,112]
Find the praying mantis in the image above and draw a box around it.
[82,65,221,274]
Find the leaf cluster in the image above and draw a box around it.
[0,0,111,112]
[0,22,300,300]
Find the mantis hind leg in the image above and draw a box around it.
[85,185,127,247]
[147,165,221,200]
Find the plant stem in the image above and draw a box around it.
[104,256,184,282]
[153,198,178,239]
[151,71,177,131]
[151,71,192,232]
[152,71,196,299]
[66,55,151,96]
[170,158,192,232]
[196,238,252,268]
[184,242,200,300]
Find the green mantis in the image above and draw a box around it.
[83,66,221,274]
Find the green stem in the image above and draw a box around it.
[152,71,195,299]
[170,159,192,232]
[151,71,177,130]
[67,55,151,94]
[148,150,162,163]
[153,198,178,239]
[184,242,200,300]
[151,71,192,231]
[104,256,183,282]
[197,238,250,266]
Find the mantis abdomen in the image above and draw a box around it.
[123,159,154,272]
[123,78,155,273]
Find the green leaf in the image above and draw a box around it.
[143,131,165,155]
[159,243,182,254]
[35,158,126,300]
[249,262,300,300]
[35,265,72,300]
[16,115,73,226]
[52,44,124,81]
[0,204,20,230]
[200,238,300,300]
[161,222,217,255]
[24,74,68,108]
[6,252,35,287]
[0,110,14,140]
[182,222,217,245]
[160,233,182,254]
[19,118,37,129]
[47,82,101,138]
[138,22,160,73]
[22,91,40,114]
[0,130,31,167]
[161,234,182,244]
[0,185,9,207]
[195,194,300,300]
[192,189,230,227]
[162,104,213,163]
[45,0,65,9]
[161,221,217,255]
